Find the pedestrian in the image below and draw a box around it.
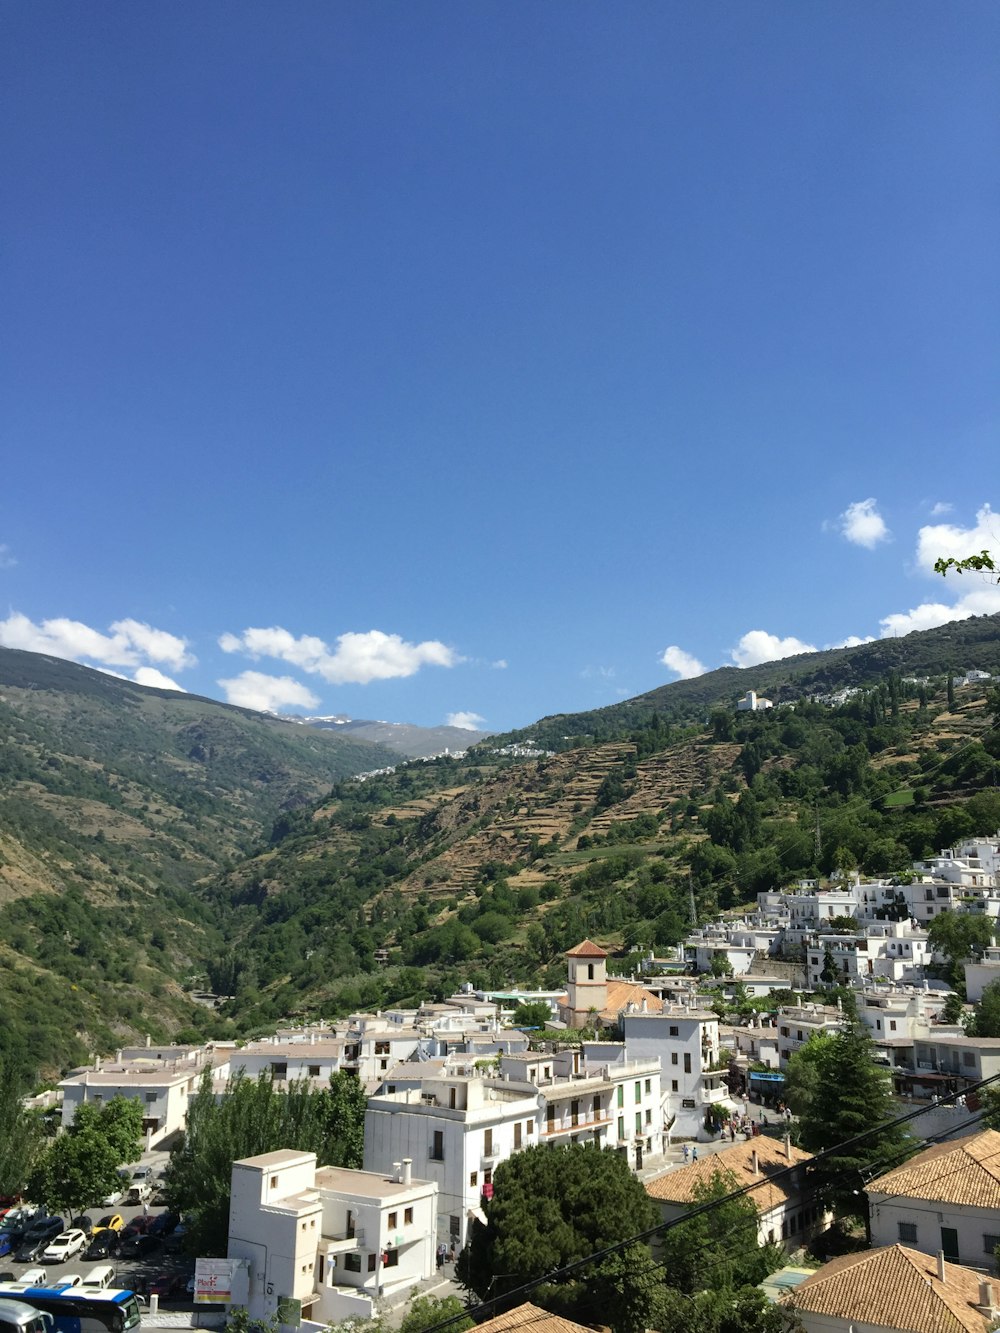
[142,1200,149,1217]
[729,1124,736,1142]
[448,1245,456,1264]
[436,1243,446,1270]
[691,1146,699,1162]
[682,1143,690,1164]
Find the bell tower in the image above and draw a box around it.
[564,939,608,1028]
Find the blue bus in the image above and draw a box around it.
[0,1286,141,1333]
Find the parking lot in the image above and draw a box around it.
[0,1166,196,1309]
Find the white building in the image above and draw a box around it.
[622,1007,732,1139]
[59,1045,230,1150]
[227,1149,438,1326]
[774,1004,848,1068]
[364,1073,540,1249]
[736,690,773,712]
[868,1129,1000,1270]
[804,920,931,988]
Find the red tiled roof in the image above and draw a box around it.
[565,939,607,958]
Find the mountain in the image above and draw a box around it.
[202,620,1000,1031]
[481,614,1000,753]
[0,647,400,1071]
[282,714,492,758]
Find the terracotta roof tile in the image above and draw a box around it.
[645,1136,812,1217]
[868,1128,1000,1211]
[788,1244,993,1333]
[565,939,607,958]
[473,1303,596,1333]
[602,981,663,1019]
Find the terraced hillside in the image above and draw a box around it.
[207,666,1000,1031]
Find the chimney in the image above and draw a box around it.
[402,1158,412,1185]
[784,1133,792,1161]
[937,1251,946,1282]
[977,1280,996,1316]
[751,1150,759,1177]
[393,1162,401,1183]
[310,1032,316,1046]
[116,1049,123,1064]
[95,1055,102,1072]
[145,1033,151,1048]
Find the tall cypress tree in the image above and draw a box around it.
[793,1025,913,1236]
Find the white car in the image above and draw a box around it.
[41,1230,87,1263]
[20,1267,48,1286]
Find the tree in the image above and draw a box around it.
[657,1169,783,1295]
[789,1026,913,1234]
[398,1295,472,1333]
[28,1126,120,1216]
[968,979,1000,1038]
[0,1059,42,1196]
[166,1070,367,1255]
[458,1144,659,1333]
[27,1094,144,1216]
[941,992,966,1026]
[511,1001,553,1029]
[927,912,995,987]
[781,1034,835,1126]
[657,1285,802,1333]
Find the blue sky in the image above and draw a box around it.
[2,3,998,733]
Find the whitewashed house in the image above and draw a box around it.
[227,1149,438,1327]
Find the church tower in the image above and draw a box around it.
[564,939,608,1028]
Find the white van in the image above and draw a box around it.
[80,1267,116,1291]
[123,1183,151,1206]
[0,1297,53,1333]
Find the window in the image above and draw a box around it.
[671,1080,678,1092]
[469,1171,478,1187]
[375,1041,390,1055]
[635,1112,642,1134]
[644,1079,651,1093]
[618,1116,625,1139]
[484,1128,494,1155]
[645,1109,652,1125]
[587,964,594,980]
[270,1176,279,1190]
[683,1054,691,1074]
[308,1065,321,1077]
[898,1222,918,1243]
[431,1130,444,1161]
[635,1081,641,1103]
[890,1021,897,1031]
[669,1026,679,1036]
[984,1235,1000,1255]
[271,1062,287,1078]
[963,1051,976,1066]
[388,1212,397,1230]
[617,1085,624,1107]
[527,1119,534,1135]
[450,1216,460,1240]
[671,1053,678,1066]
[344,1254,361,1272]
[384,1248,399,1268]
[145,1093,156,1103]
[404,1208,413,1225]
[368,1254,377,1273]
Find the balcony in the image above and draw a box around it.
[324,1227,365,1255]
[541,1113,613,1139]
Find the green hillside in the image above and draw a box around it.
[0,648,399,1072]
[201,646,1000,1033]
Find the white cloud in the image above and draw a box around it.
[491,659,508,670]
[133,666,186,692]
[0,611,195,671]
[446,711,485,731]
[219,625,460,685]
[730,630,817,668]
[915,503,999,575]
[217,670,320,713]
[839,498,890,549]
[660,645,707,679]
[0,544,16,570]
[879,583,1000,638]
[930,501,953,517]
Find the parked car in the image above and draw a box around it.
[69,1216,94,1238]
[41,1230,88,1264]
[55,1274,83,1288]
[146,1272,188,1301]
[148,1213,179,1238]
[0,1232,21,1259]
[20,1267,48,1286]
[16,1218,64,1263]
[84,1232,120,1262]
[80,1264,117,1290]
[119,1234,160,1261]
[101,1173,130,1207]
[93,1216,124,1235]
[130,1168,153,1184]
[123,1184,151,1207]
[120,1218,153,1241]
